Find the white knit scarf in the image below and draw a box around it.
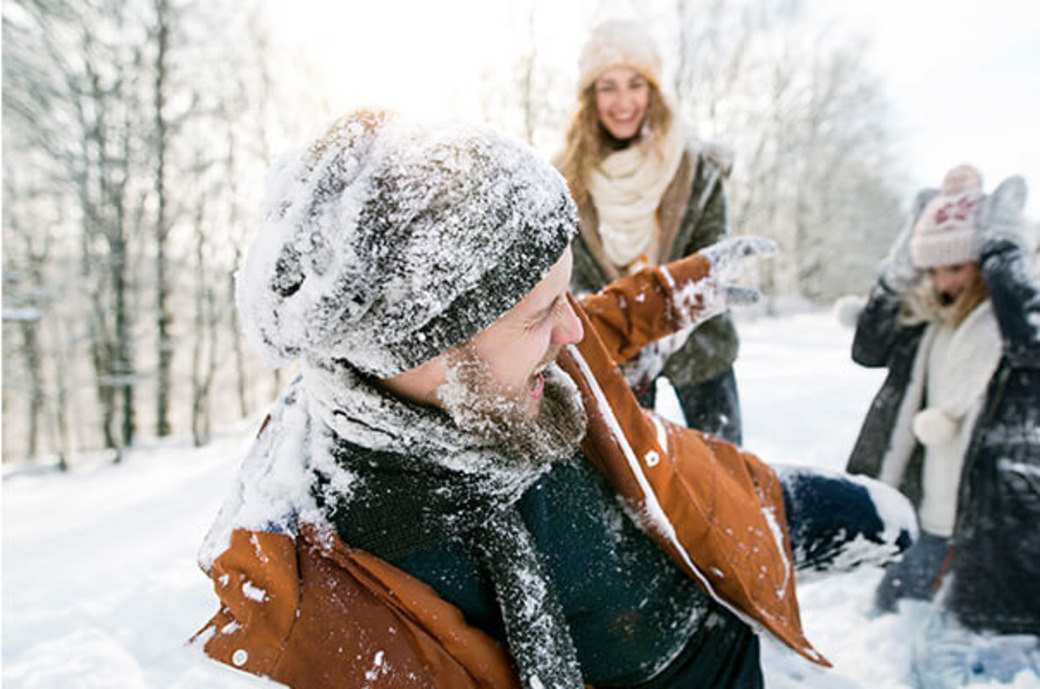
[586,120,686,268]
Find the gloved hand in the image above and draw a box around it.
[620,336,684,397]
[881,188,937,293]
[874,530,951,614]
[977,175,1028,253]
[670,236,776,328]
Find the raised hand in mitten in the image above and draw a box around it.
[978,175,1028,254]
[670,236,777,329]
[881,188,937,293]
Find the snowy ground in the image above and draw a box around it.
[3,311,1038,688]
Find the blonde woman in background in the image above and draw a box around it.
[557,20,743,443]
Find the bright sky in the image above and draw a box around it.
[268,0,1040,219]
[810,0,1040,218]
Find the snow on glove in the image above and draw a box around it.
[977,175,1029,253]
[881,188,937,293]
[669,236,776,329]
[620,336,686,396]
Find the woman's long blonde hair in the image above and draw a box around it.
[942,269,990,327]
[557,81,674,208]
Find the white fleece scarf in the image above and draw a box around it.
[586,120,686,268]
[878,300,1003,515]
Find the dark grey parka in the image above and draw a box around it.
[568,142,738,389]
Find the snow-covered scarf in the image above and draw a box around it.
[586,120,686,268]
[302,358,585,689]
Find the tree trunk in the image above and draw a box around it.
[153,0,173,437]
[191,195,211,447]
[19,320,44,459]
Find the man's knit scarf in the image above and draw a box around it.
[302,358,585,689]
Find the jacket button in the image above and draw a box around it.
[232,649,249,667]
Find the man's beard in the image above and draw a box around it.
[435,346,587,469]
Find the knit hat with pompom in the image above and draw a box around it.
[577,20,662,94]
[910,164,984,268]
[236,109,577,378]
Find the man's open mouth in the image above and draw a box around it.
[529,371,545,400]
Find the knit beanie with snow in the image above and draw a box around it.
[236,109,577,378]
[910,164,984,269]
[577,20,662,93]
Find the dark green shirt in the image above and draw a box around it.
[394,456,761,688]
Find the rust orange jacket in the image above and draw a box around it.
[194,253,826,687]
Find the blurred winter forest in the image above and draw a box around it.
[2,0,910,466]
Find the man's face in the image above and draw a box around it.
[381,248,584,418]
[467,247,584,417]
[927,261,979,305]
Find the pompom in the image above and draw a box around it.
[263,146,306,215]
[912,407,960,446]
[941,164,982,195]
[833,295,866,329]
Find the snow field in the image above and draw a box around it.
[4,311,1037,688]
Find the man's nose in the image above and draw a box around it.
[550,299,583,346]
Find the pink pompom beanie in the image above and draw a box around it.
[910,164,984,269]
[577,20,662,93]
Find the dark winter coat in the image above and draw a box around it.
[195,252,828,688]
[847,237,1040,635]
[568,142,739,389]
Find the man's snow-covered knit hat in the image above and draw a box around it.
[236,109,577,378]
[910,164,984,269]
[578,20,662,93]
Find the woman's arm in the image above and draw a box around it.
[851,281,912,368]
[579,238,773,363]
[977,176,1040,368]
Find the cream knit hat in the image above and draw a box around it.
[910,164,984,269]
[577,20,662,93]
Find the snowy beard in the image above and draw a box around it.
[436,346,587,468]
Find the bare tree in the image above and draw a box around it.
[668,0,906,302]
[189,168,217,447]
[151,0,175,438]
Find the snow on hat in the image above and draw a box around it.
[236,109,577,378]
[910,164,984,269]
[578,20,662,93]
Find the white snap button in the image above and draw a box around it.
[232,649,249,667]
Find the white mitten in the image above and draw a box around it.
[833,295,866,329]
[881,188,937,292]
[913,407,960,446]
[671,236,776,329]
[977,175,1028,252]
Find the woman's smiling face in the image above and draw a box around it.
[593,66,650,141]
[927,262,979,305]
